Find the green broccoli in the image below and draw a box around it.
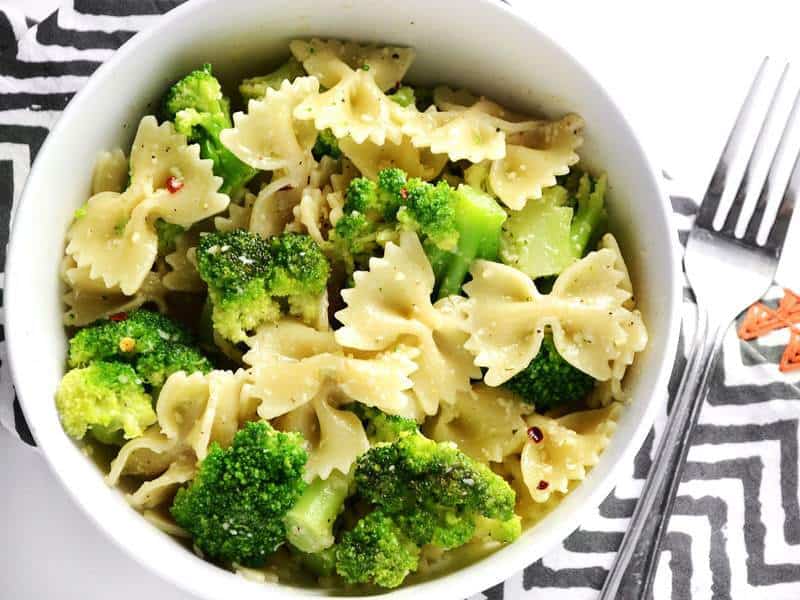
[312,129,342,161]
[335,511,420,588]
[503,335,596,411]
[331,168,506,298]
[154,219,186,255]
[134,343,213,389]
[55,361,155,444]
[396,179,459,251]
[292,546,338,578]
[196,230,330,342]
[334,432,519,587]
[500,173,608,279]
[388,86,416,108]
[570,172,609,257]
[162,64,257,196]
[284,470,352,554]
[239,57,307,103]
[68,310,193,368]
[424,184,507,298]
[346,404,418,444]
[171,421,308,567]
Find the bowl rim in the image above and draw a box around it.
[4,0,682,598]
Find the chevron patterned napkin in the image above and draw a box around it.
[1,2,799,599]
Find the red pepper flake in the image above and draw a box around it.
[537,480,549,490]
[109,312,128,322]
[399,187,408,200]
[165,176,184,194]
[527,426,544,443]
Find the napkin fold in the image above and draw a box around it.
[2,3,799,599]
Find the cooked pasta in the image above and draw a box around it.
[53,39,648,591]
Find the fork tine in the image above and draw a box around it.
[764,136,800,253]
[722,65,790,236]
[695,58,769,230]
[744,84,800,245]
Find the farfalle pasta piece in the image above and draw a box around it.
[338,136,447,181]
[274,395,370,482]
[157,369,249,461]
[463,240,647,385]
[91,148,128,194]
[162,232,203,293]
[286,186,331,246]
[519,403,621,502]
[489,114,584,210]
[249,185,303,238]
[290,38,415,92]
[429,385,530,464]
[61,256,168,326]
[335,232,475,415]
[214,191,255,232]
[127,456,196,510]
[66,116,228,294]
[106,426,190,486]
[294,67,405,146]
[221,77,319,183]
[241,320,417,419]
[401,88,538,163]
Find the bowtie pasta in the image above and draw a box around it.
[54,40,648,591]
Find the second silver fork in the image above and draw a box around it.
[600,59,800,599]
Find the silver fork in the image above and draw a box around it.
[600,59,800,600]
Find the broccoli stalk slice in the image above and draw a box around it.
[239,57,307,103]
[570,173,608,257]
[162,64,257,196]
[284,471,352,554]
[429,184,507,299]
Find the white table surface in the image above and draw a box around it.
[3,1,800,598]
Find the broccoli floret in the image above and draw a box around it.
[196,230,329,342]
[56,361,155,444]
[135,343,214,388]
[387,86,416,108]
[239,57,307,103]
[347,404,418,444]
[68,310,193,368]
[335,510,420,588]
[162,64,257,196]
[473,514,523,544]
[171,421,308,566]
[500,173,608,279]
[397,179,458,251]
[335,432,519,587]
[312,129,342,161]
[154,219,186,255]
[503,335,595,410]
[424,184,507,298]
[284,470,352,554]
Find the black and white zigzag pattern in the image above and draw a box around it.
[2,3,800,598]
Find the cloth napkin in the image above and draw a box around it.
[2,2,799,599]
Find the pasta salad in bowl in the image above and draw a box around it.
[53,38,646,589]
[4,1,681,598]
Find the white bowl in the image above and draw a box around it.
[4,0,681,598]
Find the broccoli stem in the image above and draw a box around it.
[284,470,352,554]
[431,184,507,299]
[569,173,608,257]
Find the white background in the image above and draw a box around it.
[3,1,800,598]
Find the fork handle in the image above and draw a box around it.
[599,308,728,599]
